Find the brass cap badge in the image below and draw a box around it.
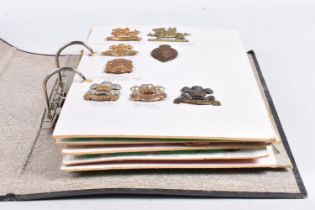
[174,86,221,106]
[84,81,121,101]
[105,58,133,74]
[148,27,190,42]
[151,45,178,62]
[130,84,167,102]
[106,28,141,41]
[102,44,138,56]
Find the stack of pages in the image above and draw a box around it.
[52,26,289,172]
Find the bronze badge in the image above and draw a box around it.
[84,81,121,101]
[151,45,178,62]
[102,44,138,56]
[105,58,133,74]
[148,27,190,42]
[106,28,141,41]
[174,86,221,106]
[130,84,167,102]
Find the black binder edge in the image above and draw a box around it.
[0,47,307,200]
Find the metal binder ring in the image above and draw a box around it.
[55,41,94,82]
[56,41,94,68]
[43,67,86,120]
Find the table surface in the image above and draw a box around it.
[0,0,314,209]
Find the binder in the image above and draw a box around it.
[0,38,306,200]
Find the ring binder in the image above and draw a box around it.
[43,67,86,124]
[0,34,306,199]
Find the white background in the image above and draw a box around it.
[0,0,314,209]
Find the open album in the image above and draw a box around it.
[52,26,286,171]
[0,34,306,199]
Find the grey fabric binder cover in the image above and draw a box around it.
[0,39,306,200]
